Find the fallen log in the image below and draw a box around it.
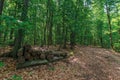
[17,56,25,64]
[24,52,33,61]
[0,51,12,58]
[40,53,46,60]
[16,60,48,69]
[46,54,54,61]
[16,56,65,69]
[51,51,67,57]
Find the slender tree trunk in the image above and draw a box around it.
[0,0,4,15]
[70,32,75,49]
[48,10,53,45]
[46,0,53,46]
[34,6,37,45]
[0,0,4,41]
[3,26,8,42]
[100,26,103,47]
[116,5,120,34]
[105,2,113,48]
[56,24,61,44]
[116,5,120,26]
[44,25,47,45]
[100,37,103,47]
[62,22,67,48]
[64,28,67,48]
[45,0,49,46]
[10,29,14,40]
[97,20,103,47]
[70,4,77,49]
[84,28,88,45]
[11,0,29,58]
[9,2,17,40]
[62,4,67,49]
[56,0,62,50]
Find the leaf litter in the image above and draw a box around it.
[0,45,120,80]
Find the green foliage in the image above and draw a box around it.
[0,0,120,52]
[0,61,5,68]
[11,74,22,80]
[113,43,120,52]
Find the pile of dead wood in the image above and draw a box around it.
[17,45,68,69]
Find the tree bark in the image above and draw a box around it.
[105,2,113,49]
[46,0,53,46]
[9,2,17,40]
[62,4,67,49]
[0,0,4,15]
[70,32,75,49]
[0,0,4,41]
[33,6,37,45]
[16,57,65,69]
[11,0,29,58]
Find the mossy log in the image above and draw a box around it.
[16,56,65,69]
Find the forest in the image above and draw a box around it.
[0,0,120,80]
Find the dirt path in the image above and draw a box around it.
[0,46,120,80]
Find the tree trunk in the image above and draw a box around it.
[11,0,29,58]
[0,0,4,15]
[105,2,113,49]
[56,24,61,44]
[116,5,120,26]
[34,6,37,45]
[44,25,47,45]
[62,6,66,49]
[9,2,17,41]
[63,25,67,48]
[0,0,4,41]
[10,29,14,40]
[46,0,53,46]
[70,31,75,49]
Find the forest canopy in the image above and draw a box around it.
[0,0,120,56]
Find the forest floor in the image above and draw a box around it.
[0,45,120,80]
